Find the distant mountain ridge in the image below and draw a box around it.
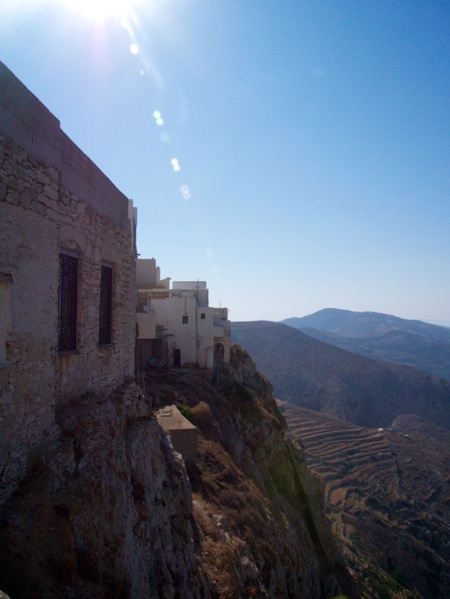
[282,308,450,341]
[281,308,450,379]
[232,320,450,430]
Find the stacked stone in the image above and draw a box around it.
[0,63,137,506]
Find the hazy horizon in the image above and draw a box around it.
[232,308,450,329]
[1,0,448,324]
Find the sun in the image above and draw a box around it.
[64,0,144,22]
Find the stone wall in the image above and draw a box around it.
[0,62,137,504]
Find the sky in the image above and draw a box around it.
[1,0,449,324]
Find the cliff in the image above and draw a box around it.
[0,346,355,598]
[0,380,203,598]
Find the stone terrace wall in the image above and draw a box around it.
[0,62,137,503]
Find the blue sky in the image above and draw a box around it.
[1,0,449,324]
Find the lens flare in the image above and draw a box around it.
[171,158,180,172]
[152,110,164,126]
[64,0,144,22]
[180,184,191,200]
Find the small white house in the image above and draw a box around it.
[136,259,230,370]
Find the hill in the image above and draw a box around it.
[282,309,450,379]
[282,308,450,342]
[280,401,450,599]
[232,321,450,430]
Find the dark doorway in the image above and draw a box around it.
[214,343,224,362]
[173,348,181,367]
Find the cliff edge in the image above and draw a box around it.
[0,345,356,598]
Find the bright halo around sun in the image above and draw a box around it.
[64,0,144,22]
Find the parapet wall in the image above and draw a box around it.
[0,62,130,231]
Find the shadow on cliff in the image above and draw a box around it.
[0,345,357,598]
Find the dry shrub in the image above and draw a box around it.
[193,498,241,596]
[204,540,238,597]
[192,401,214,435]
[192,499,221,542]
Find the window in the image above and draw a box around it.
[182,315,188,324]
[99,265,113,345]
[201,313,206,320]
[0,274,13,366]
[58,253,78,352]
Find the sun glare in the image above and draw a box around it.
[64,0,144,22]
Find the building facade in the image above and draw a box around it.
[136,259,231,370]
[0,62,137,502]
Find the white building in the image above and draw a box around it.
[136,259,231,370]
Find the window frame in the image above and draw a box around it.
[58,252,79,353]
[99,264,113,346]
[0,273,13,367]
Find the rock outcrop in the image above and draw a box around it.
[0,348,356,598]
[0,381,204,599]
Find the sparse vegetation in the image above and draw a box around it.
[191,401,214,432]
[348,530,360,544]
[390,565,409,588]
[281,402,450,598]
[176,403,196,424]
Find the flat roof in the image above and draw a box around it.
[156,405,197,432]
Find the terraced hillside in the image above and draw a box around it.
[279,402,450,599]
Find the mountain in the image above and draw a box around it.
[279,401,450,599]
[299,327,450,381]
[282,309,450,379]
[231,321,450,430]
[282,308,450,342]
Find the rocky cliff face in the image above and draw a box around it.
[0,380,204,598]
[0,347,356,598]
[186,345,356,598]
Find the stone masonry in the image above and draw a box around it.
[0,62,137,504]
